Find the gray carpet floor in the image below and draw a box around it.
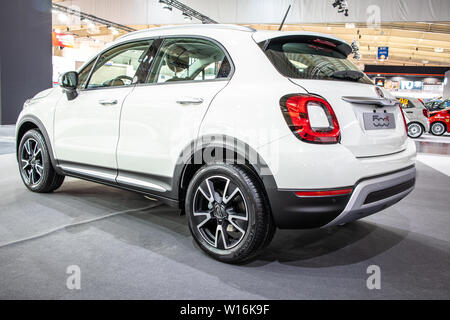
[0,128,449,299]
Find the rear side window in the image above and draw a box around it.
[262,36,372,84]
[147,37,231,84]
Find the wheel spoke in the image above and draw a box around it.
[206,178,222,203]
[21,159,30,170]
[34,148,42,158]
[35,164,44,176]
[198,186,213,202]
[214,224,228,249]
[33,142,38,156]
[227,209,248,221]
[223,187,239,205]
[29,169,35,184]
[24,140,32,155]
[227,218,245,234]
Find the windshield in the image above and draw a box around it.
[261,37,372,84]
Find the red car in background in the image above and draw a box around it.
[429,108,450,136]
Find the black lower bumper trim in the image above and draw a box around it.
[265,188,350,229]
[364,178,416,204]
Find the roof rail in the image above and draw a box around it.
[117,24,256,41]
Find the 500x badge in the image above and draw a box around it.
[372,114,390,127]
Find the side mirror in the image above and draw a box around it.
[59,71,79,100]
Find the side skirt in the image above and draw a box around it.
[57,162,179,208]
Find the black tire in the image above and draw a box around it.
[430,122,446,136]
[407,122,424,138]
[185,162,275,264]
[18,129,65,193]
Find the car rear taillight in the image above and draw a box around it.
[279,94,340,144]
[399,105,408,135]
[423,108,429,118]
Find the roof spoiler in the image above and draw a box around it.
[342,96,400,107]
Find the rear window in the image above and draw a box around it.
[261,36,372,84]
[399,97,421,109]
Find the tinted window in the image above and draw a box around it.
[262,37,372,84]
[398,98,415,109]
[147,38,230,83]
[87,40,153,89]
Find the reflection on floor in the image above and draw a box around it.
[0,126,449,299]
[414,134,450,156]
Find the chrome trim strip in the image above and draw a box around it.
[59,165,117,182]
[323,166,416,227]
[116,176,167,193]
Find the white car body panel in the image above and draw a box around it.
[53,86,134,169]
[17,88,62,158]
[116,81,228,180]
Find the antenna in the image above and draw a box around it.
[278,5,292,31]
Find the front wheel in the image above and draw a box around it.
[185,163,275,264]
[18,129,65,193]
[407,123,424,138]
[430,122,446,136]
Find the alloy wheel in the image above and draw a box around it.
[20,138,44,186]
[408,123,422,138]
[431,123,445,135]
[192,175,248,250]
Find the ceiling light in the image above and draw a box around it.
[58,12,68,23]
[434,48,444,53]
[345,23,355,29]
[159,0,173,11]
[182,13,192,21]
[87,21,96,29]
[422,60,429,64]
[108,26,119,35]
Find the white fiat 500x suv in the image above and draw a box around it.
[16,25,416,263]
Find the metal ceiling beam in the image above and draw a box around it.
[159,0,218,24]
[52,3,137,33]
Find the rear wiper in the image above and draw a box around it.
[331,70,364,81]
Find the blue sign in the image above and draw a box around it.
[377,47,389,60]
[400,81,423,90]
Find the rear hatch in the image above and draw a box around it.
[256,33,408,158]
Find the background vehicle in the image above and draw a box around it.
[429,108,450,136]
[397,97,430,138]
[426,99,450,112]
[16,25,416,263]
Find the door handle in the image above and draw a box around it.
[99,99,118,105]
[176,97,204,105]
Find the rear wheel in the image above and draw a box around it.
[430,122,446,136]
[185,163,275,264]
[407,123,424,138]
[18,129,65,193]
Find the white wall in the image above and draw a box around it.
[56,0,450,25]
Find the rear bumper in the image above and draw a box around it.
[267,166,416,229]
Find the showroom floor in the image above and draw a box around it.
[0,125,449,299]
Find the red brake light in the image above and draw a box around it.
[280,94,341,144]
[399,104,408,135]
[422,108,429,118]
[295,188,353,197]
